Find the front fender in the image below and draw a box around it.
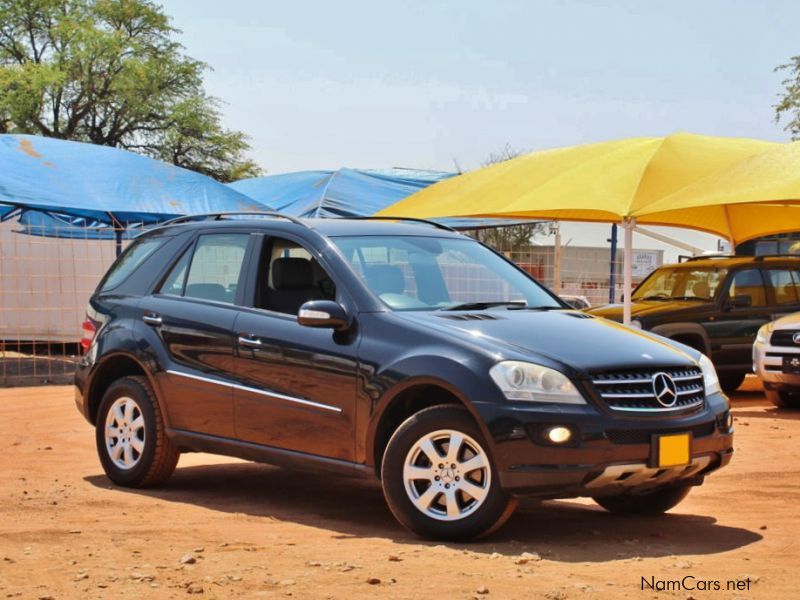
[363,353,503,467]
[650,322,711,356]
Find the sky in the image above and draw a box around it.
[160,0,800,257]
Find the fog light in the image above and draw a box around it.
[546,426,573,444]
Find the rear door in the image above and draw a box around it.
[139,232,253,439]
[710,268,772,368]
[232,233,359,461]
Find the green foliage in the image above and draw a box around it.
[775,56,800,140]
[0,0,261,181]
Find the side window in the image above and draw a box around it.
[726,269,767,307]
[99,237,163,292]
[767,269,800,305]
[168,234,250,304]
[159,247,192,296]
[255,237,336,315]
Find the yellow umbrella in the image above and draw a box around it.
[632,141,800,241]
[378,132,780,226]
[377,132,799,323]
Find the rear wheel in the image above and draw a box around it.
[765,388,800,409]
[594,484,691,515]
[719,372,746,395]
[95,376,179,487]
[381,405,516,541]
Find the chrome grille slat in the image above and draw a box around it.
[590,366,705,413]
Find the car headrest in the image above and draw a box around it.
[272,257,313,290]
[365,264,405,295]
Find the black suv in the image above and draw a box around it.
[75,213,733,540]
[588,255,800,394]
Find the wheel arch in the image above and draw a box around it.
[86,352,162,425]
[650,322,711,356]
[366,375,487,479]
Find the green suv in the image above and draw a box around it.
[588,255,800,394]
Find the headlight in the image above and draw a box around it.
[698,354,721,396]
[755,322,774,345]
[630,319,643,330]
[489,361,586,404]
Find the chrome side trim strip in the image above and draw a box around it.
[165,369,342,414]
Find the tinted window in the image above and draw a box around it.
[182,234,250,304]
[99,237,163,292]
[767,269,800,305]
[159,247,192,296]
[726,269,767,307]
[333,235,559,311]
[254,237,337,314]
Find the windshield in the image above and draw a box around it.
[632,266,728,301]
[332,235,562,311]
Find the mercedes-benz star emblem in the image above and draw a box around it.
[793,332,800,345]
[652,372,678,407]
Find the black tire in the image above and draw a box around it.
[593,484,691,515]
[95,376,179,487]
[380,405,516,541]
[719,372,746,395]
[765,388,800,409]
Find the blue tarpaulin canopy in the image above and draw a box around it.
[0,134,266,229]
[228,168,524,229]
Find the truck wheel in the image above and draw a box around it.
[95,376,179,487]
[593,485,691,515]
[719,372,746,395]
[765,388,800,409]
[381,405,516,541]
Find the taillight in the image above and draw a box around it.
[80,317,98,354]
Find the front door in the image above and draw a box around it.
[232,235,359,461]
[708,268,773,368]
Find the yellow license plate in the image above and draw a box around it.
[657,433,690,468]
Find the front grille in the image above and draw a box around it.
[590,366,704,413]
[770,330,800,347]
[605,421,715,444]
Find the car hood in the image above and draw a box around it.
[394,309,697,373]
[773,312,800,329]
[586,299,711,321]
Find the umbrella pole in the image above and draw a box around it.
[623,218,635,325]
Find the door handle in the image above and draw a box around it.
[142,313,162,326]
[238,335,262,348]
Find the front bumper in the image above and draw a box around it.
[753,340,800,390]
[474,393,733,498]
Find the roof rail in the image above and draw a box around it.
[683,254,734,262]
[753,253,800,261]
[160,211,307,227]
[348,216,457,232]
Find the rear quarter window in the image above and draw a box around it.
[98,237,164,292]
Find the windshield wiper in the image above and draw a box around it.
[440,300,527,311]
[636,295,711,302]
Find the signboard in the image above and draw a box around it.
[631,251,661,278]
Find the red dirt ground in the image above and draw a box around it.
[1,378,797,599]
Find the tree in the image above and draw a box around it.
[775,55,800,139]
[0,0,261,181]
[466,143,549,251]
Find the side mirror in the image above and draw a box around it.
[297,300,350,330]
[726,294,752,310]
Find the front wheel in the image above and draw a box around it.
[719,372,746,395]
[593,484,692,515]
[765,388,800,409]
[380,405,516,541]
[95,376,179,487]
